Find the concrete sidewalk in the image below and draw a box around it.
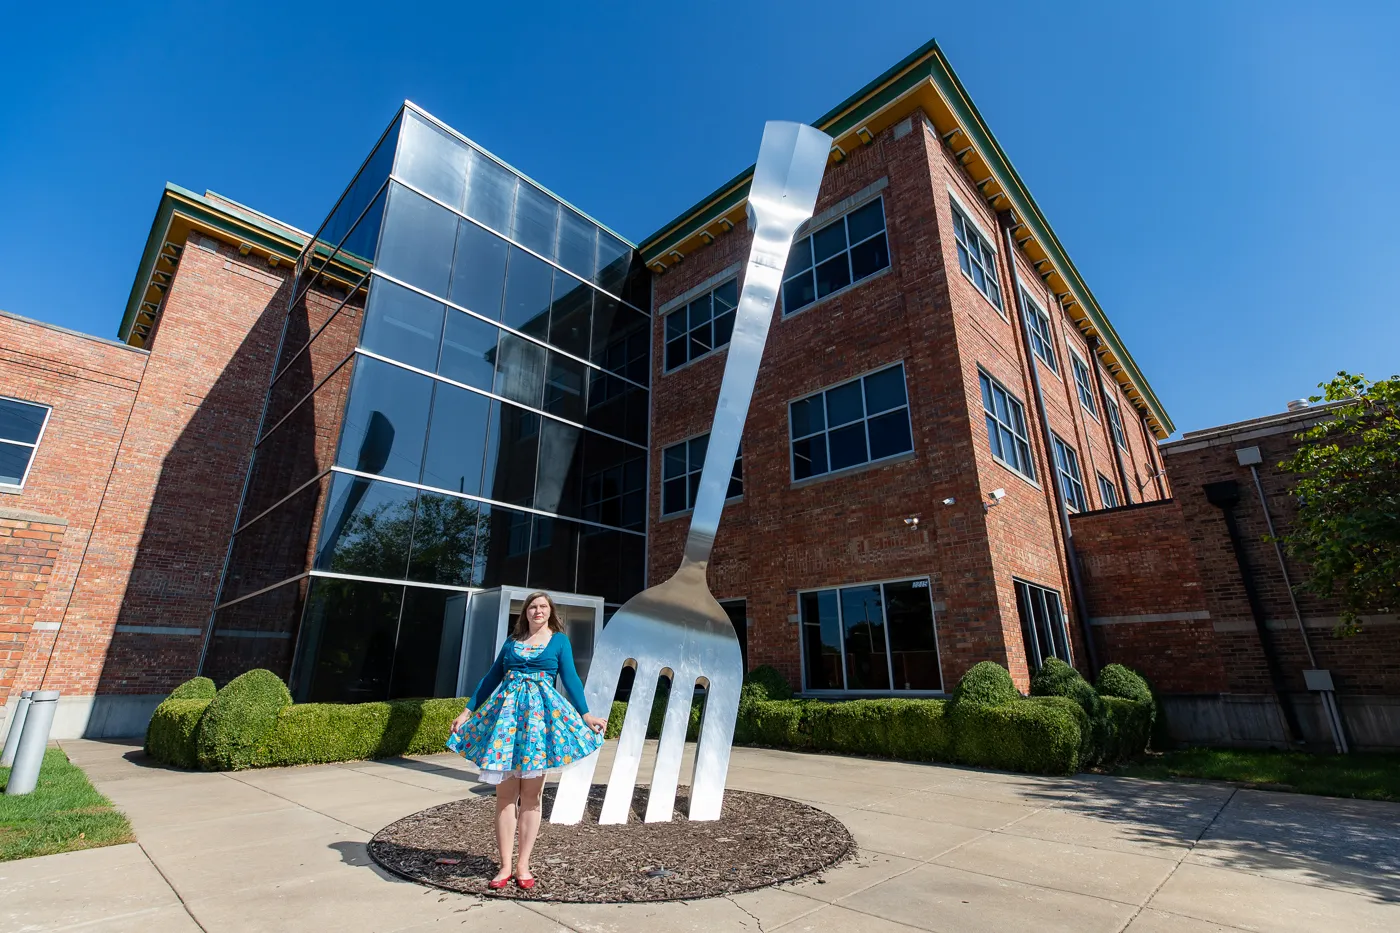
[3,740,1397,932]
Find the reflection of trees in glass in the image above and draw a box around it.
[327,488,489,586]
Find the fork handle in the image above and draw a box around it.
[683,122,832,566]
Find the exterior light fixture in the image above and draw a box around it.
[903,516,919,529]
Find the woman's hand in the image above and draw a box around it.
[451,709,471,732]
[582,713,607,734]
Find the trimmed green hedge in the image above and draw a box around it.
[144,698,211,769]
[168,676,216,701]
[146,660,1155,778]
[195,670,292,770]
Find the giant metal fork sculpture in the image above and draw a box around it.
[551,120,831,825]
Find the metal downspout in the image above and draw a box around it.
[1000,215,1100,675]
[1202,480,1304,743]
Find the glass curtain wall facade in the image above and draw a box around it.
[204,105,650,703]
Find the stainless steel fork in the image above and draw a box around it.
[550,120,831,825]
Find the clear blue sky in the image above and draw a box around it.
[2,1,1395,435]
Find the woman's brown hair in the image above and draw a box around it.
[509,591,565,639]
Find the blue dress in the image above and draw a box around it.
[447,634,604,782]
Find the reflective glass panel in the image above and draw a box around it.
[884,580,940,690]
[314,472,417,579]
[528,516,580,591]
[437,308,499,391]
[406,491,484,586]
[800,590,843,690]
[494,332,546,408]
[336,185,388,275]
[376,184,458,298]
[205,578,306,686]
[0,445,33,486]
[448,220,509,318]
[575,527,644,604]
[595,231,631,295]
[464,148,517,235]
[311,115,400,267]
[222,475,328,601]
[390,586,469,699]
[584,372,647,444]
[396,111,469,212]
[481,401,540,507]
[840,584,890,690]
[548,274,592,358]
[292,577,403,703]
[360,278,445,371]
[475,503,531,587]
[501,247,553,339]
[0,399,45,446]
[535,417,583,516]
[556,206,597,281]
[420,381,491,496]
[336,356,433,482]
[511,182,559,258]
[543,352,587,423]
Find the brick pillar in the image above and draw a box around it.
[0,509,67,700]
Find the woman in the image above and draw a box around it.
[448,591,607,890]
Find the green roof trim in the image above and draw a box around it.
[637,39,1173,435]
[118,183,307,343]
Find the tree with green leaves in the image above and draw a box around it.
[1280,372,1400,634]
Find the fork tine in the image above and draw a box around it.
[548,637,628,825]
[643,665,698,822]
[687,662,742,821]
[599,661,663,824]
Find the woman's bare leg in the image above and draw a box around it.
[493,776,519,881]
[514,776,546,880]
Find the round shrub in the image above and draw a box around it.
[1095,664,1153,704]
[195,669,292,771]
[145,698,211,768]
[950,661,1019,709]
[167,676,216,701]
[742,665,794,703]
[1030,659,1103,717]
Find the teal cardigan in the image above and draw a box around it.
[470,634,590,715]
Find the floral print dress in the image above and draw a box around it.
[447,639,604,783]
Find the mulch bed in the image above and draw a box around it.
[368,785,853,903]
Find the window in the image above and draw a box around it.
[1097,473,1119,509]
[664,278,737,371]
[1104,394,1127,449]
[1070,351,1098,418]
[951,203,1002,309]
[782,197,890,315]
[800,578,941,693]
[789,363,912,481]
[0,397,51,489]
[978,371,1034,480]
[1050,434,1088,512]
[1020,289,1057,373]
[1015,580,1070,672]
[660,434,741,516]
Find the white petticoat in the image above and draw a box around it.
[478,768,549,784]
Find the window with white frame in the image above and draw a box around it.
[1020,288,1057,373]
[661,434,741,516]
[951,202,1002,309]
[800,577,942,693]
[1104,394,1128,449]
[1050,433,1087,512]
[664,278,738,372]
[1070,350,1098,418]
[978,370,1034,480]
[782,197,890,315]
[1015,579,1070,672]
[1097,472,1120,509]
[789,363,912,481]
[0,397,51,489]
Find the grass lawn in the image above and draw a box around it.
[0,747,134,860]
[1116,747,1400,802]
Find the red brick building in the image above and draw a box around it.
[1074,404,1400,749]
[2,41,1183,737]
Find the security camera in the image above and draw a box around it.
[941,497,956,506]
[989,488,1006,501]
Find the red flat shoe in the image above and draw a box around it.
[487,876,512,890]
[515,874,536,890]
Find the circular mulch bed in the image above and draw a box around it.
[368,785,853,903]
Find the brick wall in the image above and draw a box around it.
[0,511,67,695]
